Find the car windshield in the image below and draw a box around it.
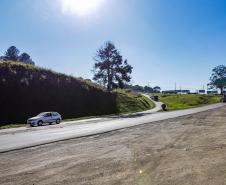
[37,112,48,117]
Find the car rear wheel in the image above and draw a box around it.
[38,120,44,126]
[56,119,61,124]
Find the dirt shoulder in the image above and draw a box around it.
[1,106,226,185]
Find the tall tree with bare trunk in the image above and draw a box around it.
[93,41,133,90]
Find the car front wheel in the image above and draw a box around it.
[38,120,44,126]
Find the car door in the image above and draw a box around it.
[51,113,57,122]
[44,113,52,123]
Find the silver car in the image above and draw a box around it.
[27,112,62,126]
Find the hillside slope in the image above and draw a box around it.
[159,94,221,110]
[0,61,152,125]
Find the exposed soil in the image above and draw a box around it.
[1,106,226,185]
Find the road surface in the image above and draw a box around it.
[0,102,224,153]
[1,105,226,185]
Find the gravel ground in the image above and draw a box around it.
[1,106,226,185]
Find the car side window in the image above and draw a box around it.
[45,113,51,117]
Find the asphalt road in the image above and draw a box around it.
[0,102,225,153]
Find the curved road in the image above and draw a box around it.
[0,101,225,153]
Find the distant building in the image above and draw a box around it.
[162,90,176,94]
[176,90,190,94]
[198,90,206,94]
[207,90,218,95]
[162,90,190,94]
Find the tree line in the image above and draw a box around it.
[0,46,35,65]
[126,84,161,93]
[1,43,225,94]
[1,43,133,91]
[0,42,161,93]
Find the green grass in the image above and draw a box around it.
[64,93,155,121]
[115,89,155,113]
[158,94,221,111]
[0,123,26,129]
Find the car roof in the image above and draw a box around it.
[49,112,60,114]
[39,112,59,114]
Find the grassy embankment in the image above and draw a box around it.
[64,92,155,122]
[115,89,155,113]
[0,61,154,128]
[157,94,221,111]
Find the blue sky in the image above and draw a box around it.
[0,0,226,91]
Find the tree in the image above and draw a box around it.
[1,46,35,65]
[18,53,35,65]
[153,86,161,93]
[4,46,20,61]
[209,65,226,95]
[144,86,153,93]
[132,85,144,92]
[93,41,133,90]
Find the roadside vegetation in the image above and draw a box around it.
[209,65,226,95]
[63,92,155,122]
[0,123,27,129]
[0,61,153,127]
[158,94,221,111]
[0,46,35,65]
[115,89,155,113]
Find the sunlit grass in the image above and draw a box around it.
[0,124,26,129]
[115,89,155,113]
[158,94,221,111]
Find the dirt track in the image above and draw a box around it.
[1,106,226,185]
